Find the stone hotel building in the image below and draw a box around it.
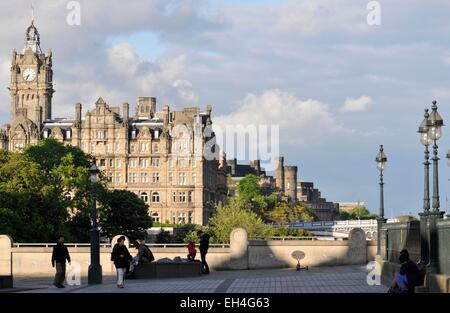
[0,21,228,225]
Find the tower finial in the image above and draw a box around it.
[31,4,35,24]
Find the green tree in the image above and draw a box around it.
[0,151,69,242]
[349,206,376,220]
[288,203,317,223]
[264,226,314,237]
[269,201,289,224]
[208,198,268,243]
[237,174,262,202]
[98,189,152,241]
[24,139,101,242]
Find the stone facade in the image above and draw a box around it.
[0,22,227,226]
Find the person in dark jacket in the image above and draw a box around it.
[111,236,132,288]
[51,235,71,288]
[129,238,154,276]
[389,249,420,293]
[197,230,210,274]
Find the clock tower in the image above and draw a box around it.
[7,20,54,150]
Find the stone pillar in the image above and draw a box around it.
[347,228,367,264]
[0,235,13,288]
[229,228,248,270]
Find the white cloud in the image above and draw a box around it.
[214,89,346,146]
[340,96,372,112]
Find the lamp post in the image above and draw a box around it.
[426,101,445,270]
[88,161,102,285]
[375,145,387,256]
[446,150,450,218]
[418,109,432,266]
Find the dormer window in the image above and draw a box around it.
[43,129,50,138]
[65,129,71,139]
[131,129,137,139]
[154,129,159,139]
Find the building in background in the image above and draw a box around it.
[298,182,339,221]
[338,202,366,213]
[0,21,227,225]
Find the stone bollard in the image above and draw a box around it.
[347,228,367,264]
[229,228,248,270]
[0,235,13,288]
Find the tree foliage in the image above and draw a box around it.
[339,205,377,220]
[0,139,152,242]
[208,198,268,243]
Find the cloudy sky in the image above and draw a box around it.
[2,0,450,217]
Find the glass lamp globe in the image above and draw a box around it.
[428,125,442,141]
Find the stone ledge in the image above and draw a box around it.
[134,262,203,279]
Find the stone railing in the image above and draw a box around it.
[0,228,375,282]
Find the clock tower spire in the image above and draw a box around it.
[7,20,54,150]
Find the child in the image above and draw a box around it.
[187,241,197,262]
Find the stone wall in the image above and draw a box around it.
[1,228,374,278]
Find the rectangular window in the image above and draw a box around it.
[141,172,148,183]
[130,159,137,168]
[108,172,113,182]
[90,143,95,153]
[115,143,120,152]
[116,159,122,168]
[179,192,186,203]
[130,144,135,153]
[191,159,196,168]
[168,172,173,184]
[179,173,187,186]
[100,159,106,167]
[152,172,160,183]
[172,192,177,203]
[141,158,148,168]
[192,173,197,184]
[116,173,121,183]
[109,159,114,167]
[129,173,136,183]
[188,191,193,203]
[152,158,160,167]
[153,144,159,153]
[169,159,174,168]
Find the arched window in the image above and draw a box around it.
[152,192,160,203]
[152,212,160,223]
[140,192,148,203]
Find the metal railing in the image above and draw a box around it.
[249,236,345,241]
[13,243,230,249]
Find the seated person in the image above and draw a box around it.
[389,249,420,293]
[128,238,155,276]
[187,241,197,262]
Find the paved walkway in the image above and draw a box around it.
[6,265,388,293]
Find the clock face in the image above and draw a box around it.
[23,68,36,82]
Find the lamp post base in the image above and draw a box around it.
[88,264,103,285]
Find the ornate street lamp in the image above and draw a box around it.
[426,101,445,270]
[88,160,102,285]
[375,145,387,255]
[427,101,444,213]
[418,109,432,266]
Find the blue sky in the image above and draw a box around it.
[1,0,450,217]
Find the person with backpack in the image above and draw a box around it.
[110,236,132,288]
[129,238,155,276]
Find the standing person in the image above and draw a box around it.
[197,230,210,274]
[187,241,197,262]
[111,236,132,288]
[51,235,71,288]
